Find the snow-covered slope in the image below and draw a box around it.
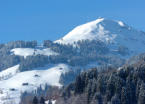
[55,18,145,56]
[0,64,69,104]
[11,48,58,58]
[0,65,19,81]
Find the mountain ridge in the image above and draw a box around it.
[55,18,145,57]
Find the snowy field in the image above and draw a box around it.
[11,48,58,58]
[0,64,69,104]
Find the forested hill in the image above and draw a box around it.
[20,54,145,104]
[56,57,145,104]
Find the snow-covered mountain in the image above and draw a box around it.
[55,18,145,56]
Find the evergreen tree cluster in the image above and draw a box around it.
[0,40,125,72]
[47,40,125,67]
[57,59,145,104]
[19,55,49,71]
[0,40,37,71]
[19,53,145,104]
[20,85,60,104]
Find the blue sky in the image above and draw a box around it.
[0,0,145,43]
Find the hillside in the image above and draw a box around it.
[19,53,145,104]
[56,56,145,104]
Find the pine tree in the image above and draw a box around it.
[40,97,45,104]
[48,99,52,104]
[111,94,121,104]
[121,87,129,104]
[138,81,145,104]
[32,96,38,104]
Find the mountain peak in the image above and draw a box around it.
[54,18,128,45]
[55,18,145,56]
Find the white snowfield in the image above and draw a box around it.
[118,21,125,27]
[45,100,56,104]
[55,18,145,56]
[0,65,20,81]
[0,64,69,104]
[11,48,58,58]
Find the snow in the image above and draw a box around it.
[0,63,100,104]
[11,48,58,58]
[0,64,69,104]
[55,18,104,44]
[55,18,145,56]
[0,65,20,81]
[118,21,125,27]
[45,100,56,104]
